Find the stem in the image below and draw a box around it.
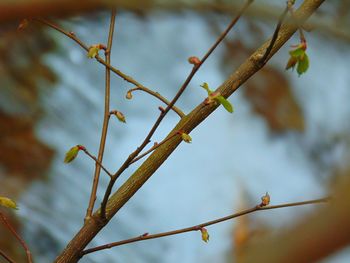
[259,4,289,64]
[0,249,15,263]
[0,213,33,263]
[287,1,307,43]
[85,9,116,221]
[34,18,183,116]
[82,197,329,255]
[81,148,113,178]
[130,132,179,164]
[99,0,253,219]
[127,87,184,117]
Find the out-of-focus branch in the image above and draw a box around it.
[239,177,350,263]
[3,1,349,41]
[0,213,33,263]
[0,249,15,263]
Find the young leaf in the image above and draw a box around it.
[297,53,309,76]
[0,196,18,210]
[200,83,212,95]
[285,56,298,70]
[200,228,210,243]
[215,95,234,113]
[289,47,305,58]
[64,145,82,163]
[286,41,310,76]
[87,44,105,59]
[181,132,192,143]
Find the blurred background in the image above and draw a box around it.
[1,0,350,262]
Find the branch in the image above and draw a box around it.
[81,148,113,178]
[126,87,184,117]
[4,1,350,43]
[259,2,289,64]
[129,132,179,164]
[0,249,15,263]
[238,177,350,263]
[287,1,307,43]
[34,18,184,117]
[54,1,325,262]
[85,9,116,221]
[99,0,253,219]
[0,213,33,263]
[82,197,329,255]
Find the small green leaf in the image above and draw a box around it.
[200,228,210,243]
[64,145,81,163]
[87,45,101,59]
[181,132,192,143]
[0,196,18,210]
[296,53,309,76]
[200,82,212,95]
[215,95,233,113]
[285,56,298,70]
[289,47,305,58]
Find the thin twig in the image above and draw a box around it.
[127,87,184,117]
[99,0,254,219]
[287,1,306,42]
[0,213,33,263]
[81,148,113,178]
[130,132,179,164]
[34,18,184,117]
[259,4,289,64]
[82,197,329,255]
[85,9,116,221]
[0,249,15,263]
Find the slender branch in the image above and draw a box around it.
[259,3,290,64]
[0,213,33,263]
[81,148,113,178]
[99,0,254,219]
[85,9,116,220]
[287,1,306,42]
[0,249,15,263]
[34,18,88,51]
[130,132,179,164]
[34,18,183,117]
[99,110,164,219]
[82,197,329,255]
[127,87,184,117]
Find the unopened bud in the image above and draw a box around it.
[188,56,201,66]
[126,91,133,100]
[260,192,270,207]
